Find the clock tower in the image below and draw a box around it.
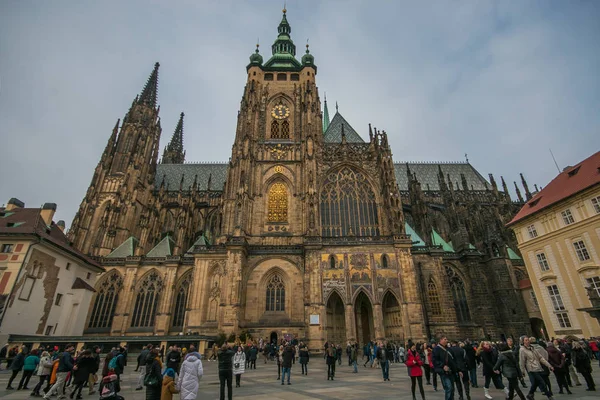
[221,8,322,240]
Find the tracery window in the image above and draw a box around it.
[320,167,380,237]
[171,272,192,328]
[445,265,471,322]
[131,271,163,328]
[329,255,337,269]
[427,278,441,316]
[266,275,285,312]
[381,254,389,269]
[281,121,290,139]
[267,182,288,222]
[88,271,123,329]
[271,120,280,139]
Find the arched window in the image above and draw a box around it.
[131,271,163,328]
[271,120,280,139]
[88,271,123,329]
[329,255,337,269]
[267,182,288,222]
[266,275,285,312]
[445,265,471,322]
[171,272,192,328]
[427,278,441,316]
[320,167,380,237]
[281,120,290,139]
[381,254,389,269]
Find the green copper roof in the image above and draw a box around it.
[186,234,211,253]
[263,10,303,71]
[106,236,139,258]
[431,229,454,252]
[323,112,365,143]
[323,97,330,133]
[146,235,175,257]
[468,243,477,250]
[405,222,426,247]
[506,246,522,260]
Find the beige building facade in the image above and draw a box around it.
[509,151,600,338]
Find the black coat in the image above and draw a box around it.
[166,350,181,371]
[249,347,258,361]
[282,347,294,368]
[145,358,162,400]
[432,345,456,375]
[494,350,521,379]
[218,349,235,372]
[9,352,25,371]
[73,357,96,384]
[299,349,309,364]
[480,349,497,377]
[464,345,477,369]
[449,346,467,372]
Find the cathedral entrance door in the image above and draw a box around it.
[382,291,403,342]
[270,331,278,346]
[354,291,374,346]
[325,291,346,345]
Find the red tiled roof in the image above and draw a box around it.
[0,207,102,271]
[508,151,600,226]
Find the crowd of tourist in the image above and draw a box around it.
[0,335,597,400]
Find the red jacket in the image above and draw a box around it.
[406,350,424,377]
[589,341,599,352]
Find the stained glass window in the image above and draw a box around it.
[267,182,288,222]
[320,167,380,237]
[427,278,441,316]
[445,265,470,322]
[171,272,192,328]
[131,271,163,328]
[88,271,123,329]
[266,275,285,312]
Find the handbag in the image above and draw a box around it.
[144,373,159,387]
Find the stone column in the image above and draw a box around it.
[186,258,210,329]
[113,266,138,334]
[373,303,385,340]
[155,265,177,334]
[344,304,356,342]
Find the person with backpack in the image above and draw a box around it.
[44,344,75,400]
[135,344,152,390]
[572,341,596,391]
[494,342,525,400]
[108,347,126,385]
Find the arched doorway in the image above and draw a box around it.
[382,291,403,342]
[270,331,278,346]
[325,291,346,345]
[530,318,548,340]
[354,291,374,346]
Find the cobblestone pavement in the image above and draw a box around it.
[0,358,598,400]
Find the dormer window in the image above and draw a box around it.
[567,166,580,177]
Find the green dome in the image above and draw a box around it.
[249,47,263,65]
[302,46,315,68]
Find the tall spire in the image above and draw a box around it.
[323,93,330,133]
[514,181,524,203]
[263,7,302,70]
[161,112,185,164]
[138,62,160,108]
[520,173,532,200]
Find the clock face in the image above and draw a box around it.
[271,104,290,120]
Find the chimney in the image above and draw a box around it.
[57,220,66,232]
[5,198,25,211]
[40,203,57,226]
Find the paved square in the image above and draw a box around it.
[0,358,598,400]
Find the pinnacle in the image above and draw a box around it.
[139,62,160,108]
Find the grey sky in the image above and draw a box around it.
[1,0,599,227]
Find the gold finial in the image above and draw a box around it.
[283,1,286,14]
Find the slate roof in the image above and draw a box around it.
[323,112,365,143]
[508,151,600,226]
[0,206,102,270]
[155,163,228,192]
[394,162,489,192]
[146,235,175,257]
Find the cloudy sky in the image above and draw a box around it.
[1,0,599,226]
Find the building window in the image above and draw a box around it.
[171,273,192,328]
[381,254,389,269]
[277,73,287,81]
[264,73,273,81]
[290,73,299,81]
[86,272,91,280]
[573,240,591,262]
[530,291,539,310]
[280,120,290,139]
[270,120,280,139]
[329,255,336,269]
[55,293,63,306]
[556,312,572,328]
[1,244,14,253]
[266,274,285,312]
[586,276,600,298]
[591,196,600,214]
[561,209,575,225]
[66,262,71,271]
[427,278,441,316]
[536,253,550,272]
[267,182,288,223]
[445,265,471,322]
[19,277,36,301]
[547,285,566,311]
[131,271,163,328]
[320,167,380,237]
[527,224,538,238]
[45,326,53,336]
[88,271,123,329]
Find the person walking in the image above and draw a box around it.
[479,341,508,400]
[233,346,246,387]
[464,340,478,388]
[494,342,526,400]
[326,342,336,380]
[407,343,426,400]
[166,345,182,374]
[177,351,203,399]
[508,338,528,389]
[276,345,283,380]
[161,368,179,400]
[143,348,163,400]
[519,336,555,400]
[546,342,570,394]
[281,344,294,385]
[349,343,357,373]
[135,344,152,390]
[18,348,39,390]
[32,351,53,397]
[572,342,596,391]
[449,341,470,400]
[6,345,27,390]
[70,350,95,400]
[218,344,234,400]
[249,345,257,370]
[377,340,390,381]
[44,344,75,400]
[88,346,100,396]
[433,336,457,400]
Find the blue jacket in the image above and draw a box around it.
[23,355,40,371]
[57,352,74,372]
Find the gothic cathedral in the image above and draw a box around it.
[68,10,534,348]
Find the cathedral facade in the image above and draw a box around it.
[68,10,535,349]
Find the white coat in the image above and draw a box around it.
[233,351,246,375]
[177,354,203,400]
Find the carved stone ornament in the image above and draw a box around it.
[210,260,227,276]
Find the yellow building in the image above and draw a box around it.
[508,151,600,338]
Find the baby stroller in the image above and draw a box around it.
[99,374,123,400]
